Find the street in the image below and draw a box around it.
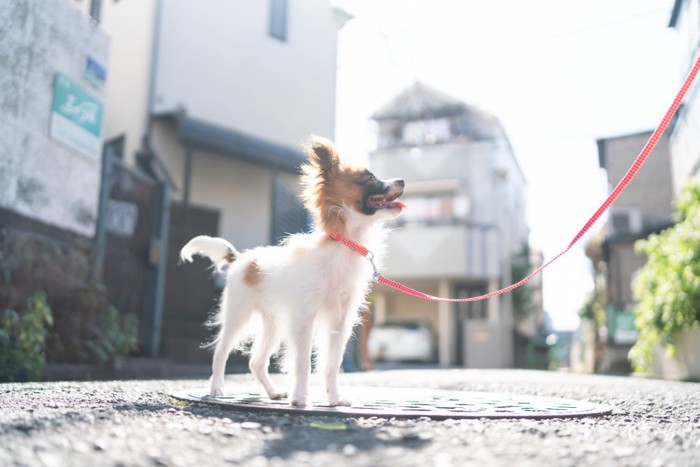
[1,369,698,466]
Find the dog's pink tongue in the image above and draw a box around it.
[395,201,406,209]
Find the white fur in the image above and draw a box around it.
[180,235,236,272]
[180,189,402,407]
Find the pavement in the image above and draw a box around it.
[1,368,698,466]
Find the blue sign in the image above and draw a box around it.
[85,56,107,90]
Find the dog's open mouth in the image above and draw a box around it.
[367,192,406,210]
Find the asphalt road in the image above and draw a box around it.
[1,369,698,466]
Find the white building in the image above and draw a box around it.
[87,0,349,248]
[70,0,349,359]
[369,83,531,368]
[668,0,700,192]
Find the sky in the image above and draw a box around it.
[333,0,682,330]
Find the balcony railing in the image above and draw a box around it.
[382,221,500,280]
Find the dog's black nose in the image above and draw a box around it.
[396,179,405,187]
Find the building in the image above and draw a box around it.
[595,131,674,371]
[71,0,349,360]
[92,0,347,247]
[1,0,109,240]
[668,0,700,192]
[0,0,109,303]
[588,0,700,372]
[369,83,531,368]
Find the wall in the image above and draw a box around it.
[99,0,156,166]
[0,0,109,237]
[600,132,673,226]
[668,0,700,194]
[153,0,340,147]
[152,120,273,250]
[607,242,646,310]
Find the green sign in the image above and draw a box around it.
[607,306,638,345]
[50,73,104,158]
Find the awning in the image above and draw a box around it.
[156,113,306,173]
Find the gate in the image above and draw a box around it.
[161,202,221,363]
[96,149,162,354]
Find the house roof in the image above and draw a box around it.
[371,82,497,123]
[156,113,306,173]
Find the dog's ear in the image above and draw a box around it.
[304,136,340,175]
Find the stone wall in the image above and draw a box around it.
[0,1,113,361]
[0,0,109,237]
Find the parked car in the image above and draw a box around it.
[368,321,434,362]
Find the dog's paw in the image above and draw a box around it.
[290,396,309,407]
[268,391,287,400]
[210,386,224,398]
[328,398,352,407]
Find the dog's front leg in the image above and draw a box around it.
[290,322,314,407]
[321,310,354,407]
[324,330,353,406]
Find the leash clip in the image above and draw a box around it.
[364,250,380,283]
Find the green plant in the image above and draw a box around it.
[46,285,140,365]
[0,291,53,382]
[630,180,700,373]
[84,306,139,364]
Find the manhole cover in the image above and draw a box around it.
[171,386,612,420]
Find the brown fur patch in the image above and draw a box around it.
[243,260,264,287]
[225,249,239,263]
[301,139,369,235]
[291,245,306,257]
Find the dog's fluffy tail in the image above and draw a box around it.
[180,235,239,271]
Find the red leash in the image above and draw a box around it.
[331,54,700,302]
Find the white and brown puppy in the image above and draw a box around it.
[180,136,404,406]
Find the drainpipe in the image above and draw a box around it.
[144,0,168,357]
[148,181,170,356]
[89,0,102,22]
[91,144,114,285]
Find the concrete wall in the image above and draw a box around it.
[0,0,109,237]
[607,242,646,310]
[670,88,700,193]
[668,0,700,193]
[99,0,156,166]
[153,0,340,146]
[600,132,674,226]
[152,120,275,249]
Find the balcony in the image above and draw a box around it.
[382,222,500,280]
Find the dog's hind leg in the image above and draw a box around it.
[210,291,252,397]
[248,313,286,400]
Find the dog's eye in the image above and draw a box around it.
[364,173,377,183]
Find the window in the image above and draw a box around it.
[455,285,488,320]
[402,118,451,145]
[398,194,469,226]
[269,0,288,41]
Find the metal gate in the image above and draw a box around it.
[95,148,163,354]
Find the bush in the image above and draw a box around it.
[0,231,140,367]
[0,291,53,382]
[84,306,139,365]
[630,180,700,373]
[48,285,140,365]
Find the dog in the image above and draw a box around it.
[179,136,404,406]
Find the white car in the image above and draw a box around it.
[368,321,434,362]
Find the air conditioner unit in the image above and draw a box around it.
[610,209,643,234]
